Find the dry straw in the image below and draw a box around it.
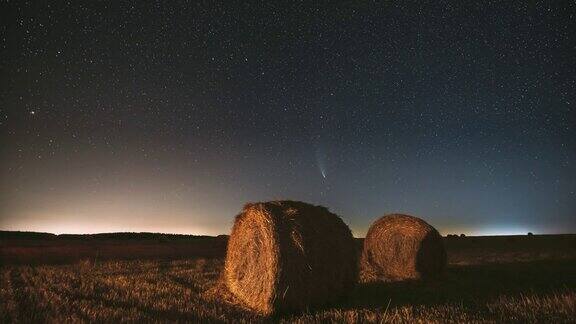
[224,200,357,315]
[360,214,446,282]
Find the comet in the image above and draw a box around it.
[316,148,327,179]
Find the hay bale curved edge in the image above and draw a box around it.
[224,200,358,315]
[360,213,446,282]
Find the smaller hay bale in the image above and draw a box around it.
[224,200,357,315]
[360,214,446,282]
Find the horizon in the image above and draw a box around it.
[2,222,574,238]
[3,229,575,238]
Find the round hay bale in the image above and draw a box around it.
[224,200,357,315]
[360,214,446,282]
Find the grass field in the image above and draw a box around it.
[1,233,575,323]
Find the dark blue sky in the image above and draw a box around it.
[1,1,575,236]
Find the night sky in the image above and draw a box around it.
[1,1,575,236]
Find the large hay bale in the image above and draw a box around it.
[224,200,357,315]
[360,214,446,282]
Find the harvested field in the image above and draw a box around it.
[1,233,575,323]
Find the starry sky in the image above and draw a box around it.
[1,1,575,236]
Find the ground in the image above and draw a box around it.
[0,233,575,323]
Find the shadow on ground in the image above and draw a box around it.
[344,258,576,309]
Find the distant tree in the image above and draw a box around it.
[527,232,534,236]
[460,233,466,238]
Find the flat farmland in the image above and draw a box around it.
[1,232,575,323]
